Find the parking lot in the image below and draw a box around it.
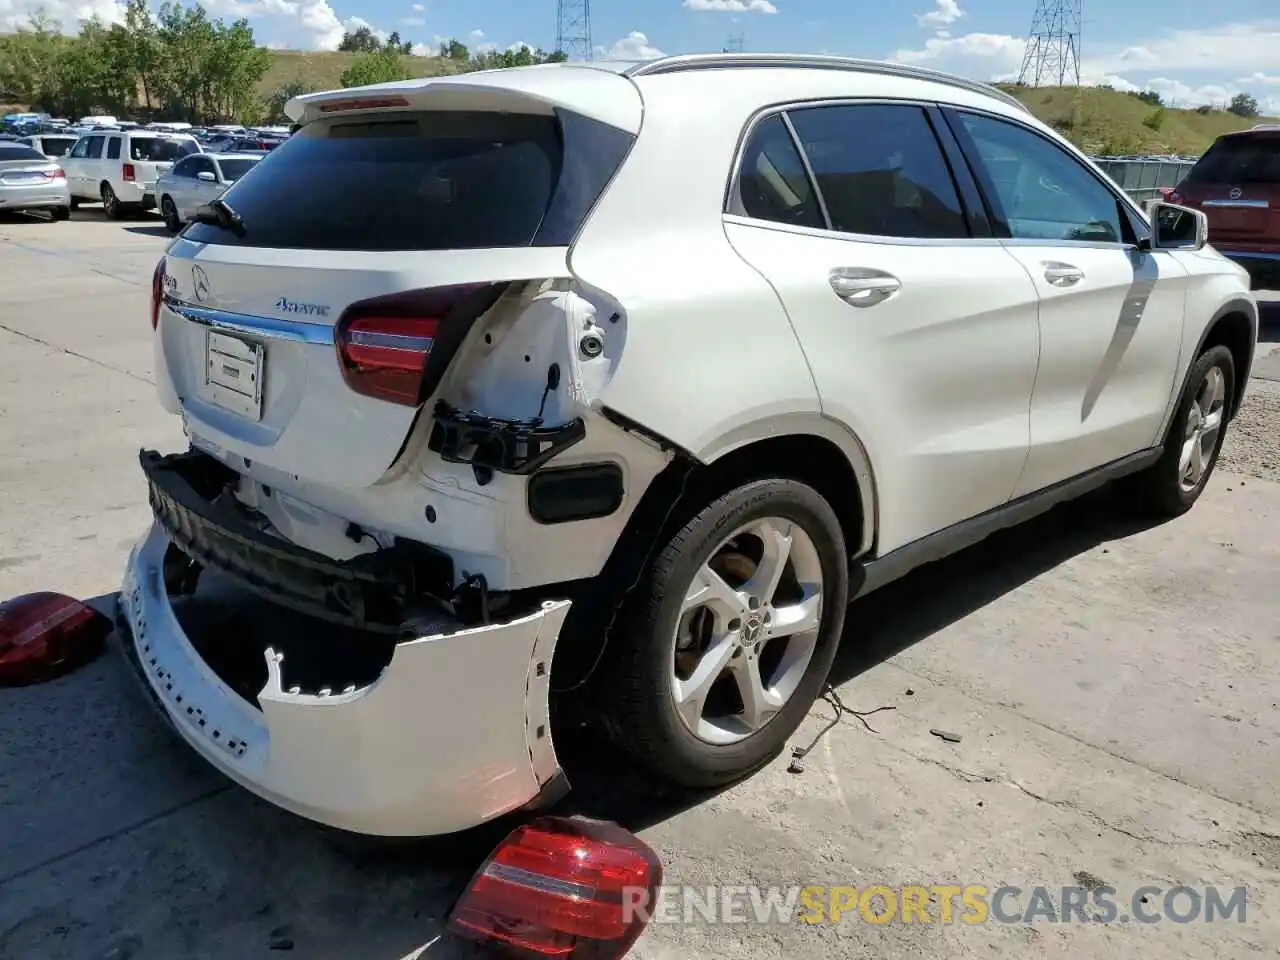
[2,210,1280,960]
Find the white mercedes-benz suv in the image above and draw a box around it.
[118,54,1257,837]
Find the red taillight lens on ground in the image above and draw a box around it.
[334,283,489,406]
[448,816,663,960]
[151,258,166,330]
[0,592,112,686]
[122,162,136,181]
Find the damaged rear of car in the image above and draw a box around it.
[118,67,673,836]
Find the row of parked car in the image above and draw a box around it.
[0,121,278,228]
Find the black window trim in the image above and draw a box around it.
[939,104,1150,248]
[724,96,990,244]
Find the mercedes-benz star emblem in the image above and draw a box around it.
[741,613,765,647]
[191,265,211,303]
[1229,186,1243,200]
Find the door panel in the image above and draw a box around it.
[946,108,1187,496]
[1002,245,1187,495]
[723,102,1040,553]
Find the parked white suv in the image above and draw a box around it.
[61,129,201,218]
[118,54,1257,838]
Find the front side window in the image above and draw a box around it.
[788,104,969,240]
[955,111,1125,244]
[85,136,104,159]
[69,137,90,159]
[216,158,259,183]
[733,114,825,229]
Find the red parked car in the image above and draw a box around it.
[1171,125,1280,290]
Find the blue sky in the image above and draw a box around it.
[11,0,1280,111]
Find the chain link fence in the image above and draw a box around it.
[1092,158,1199,204]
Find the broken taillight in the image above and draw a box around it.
[150,258,166,329]
[0,592,112,686]
[334,283,489,406]
[448,816,663,959]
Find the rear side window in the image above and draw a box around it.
[183,109,633,252]
[788,104,969,239]
[1187,135,1280,185]
[86,136,104,159]
[107,137,121,159]
[733,114,825,229]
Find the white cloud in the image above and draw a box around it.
[468,28,485,40]
[1,0,122,32]
[683,0,777,14]
[917,0,963,30]
[508,40,534,53]
[410,2,424,9]
[599,30,665,61]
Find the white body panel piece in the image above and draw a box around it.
[120,523,569,837]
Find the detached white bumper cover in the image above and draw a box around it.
[118,522,571,837]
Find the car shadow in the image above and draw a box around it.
[1258,297,1280,344]
[2,486,1164,959]
[120,224,172,238]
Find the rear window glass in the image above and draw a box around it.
[217,158,258,181]
[41,137,76,157]
[131,137,198,161]
[184,110,581,251]
[1187,135,1280,185]
[0,145,46,162]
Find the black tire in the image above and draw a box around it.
[101,183,124,220]
[597,478,849,788]
[161,196,181,233]
[69,196,80,210]
[52,205,71,221]
[1122,344,1235,517]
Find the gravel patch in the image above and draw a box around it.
[1221,377,1280,484]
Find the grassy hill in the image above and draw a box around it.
[1004,84,1276,156]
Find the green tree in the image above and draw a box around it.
[268,79,314,121]
[1228,92,1259,118]
[439,38,469,60]
[386,31,412,54]
[1142,107,1166,131]
[340,48,412,87]
[1132,89,1163,107]
[338,26,382,53]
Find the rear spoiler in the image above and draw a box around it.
[285,66,643,134]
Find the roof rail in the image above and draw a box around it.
[626,53,1030,114]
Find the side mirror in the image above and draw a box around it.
[1144,200,1208,251]
[197,170,217,182]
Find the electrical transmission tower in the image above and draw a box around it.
[724,32,745,53]
[1016,0,1082,87]
[556,0,593,61]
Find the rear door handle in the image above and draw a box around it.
[829,268,901,307]
[1043,262,1084,287]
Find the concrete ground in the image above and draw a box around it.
[1,211,1278,960]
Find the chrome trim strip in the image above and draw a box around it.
[165,298,335,345]
[1202,199,1270,209]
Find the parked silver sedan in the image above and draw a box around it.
[155,151,263,233]
[0,143,71,219]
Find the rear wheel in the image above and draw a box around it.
[598,478,849,788]
[68,197,80,211]
[101,183,123,220]
[161,196,181,233]
[1122,344,1234,517]
[52,205,71,221]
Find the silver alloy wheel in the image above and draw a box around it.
[1179,365,1226,492]
[670,517,824,745]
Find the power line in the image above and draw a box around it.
[1016,0,1082,87]
[556,0,593,61]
